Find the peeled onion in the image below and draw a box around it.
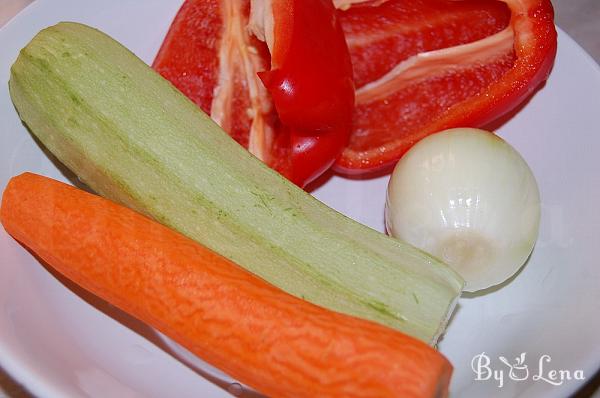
[385,128,540,292]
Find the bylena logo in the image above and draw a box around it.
[471,352,585,388]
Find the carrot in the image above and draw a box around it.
[1,172,452,398]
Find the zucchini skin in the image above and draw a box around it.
[9,22,463,344]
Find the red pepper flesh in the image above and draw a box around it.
[258,0,355,131]
[153,0,354,187]
[334,0,557,174]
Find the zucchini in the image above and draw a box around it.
[9,22,463,344]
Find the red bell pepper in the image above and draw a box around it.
[334,0,557,174]
[153,0,354,187]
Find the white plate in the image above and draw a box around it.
[1,1,599,397]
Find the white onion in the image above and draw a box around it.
[385,128,540,292]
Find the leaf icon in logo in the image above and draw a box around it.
[500,353,529,381]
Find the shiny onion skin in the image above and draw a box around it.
[386,128,540,292]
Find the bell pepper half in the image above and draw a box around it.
[153,0,354,187]
[334,0,557,174]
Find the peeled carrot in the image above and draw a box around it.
[1,173,452,398]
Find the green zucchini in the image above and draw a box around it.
[9,22,463,344]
